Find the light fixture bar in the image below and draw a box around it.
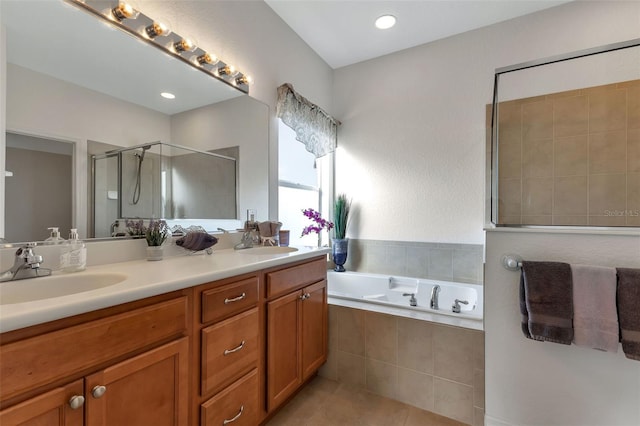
[65,0,251,93]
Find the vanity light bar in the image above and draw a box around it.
[66,0,251,93]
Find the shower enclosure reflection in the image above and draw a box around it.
[92,142,238,238]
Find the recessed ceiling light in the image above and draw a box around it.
[375,15,396,30]
[160,92,175,99]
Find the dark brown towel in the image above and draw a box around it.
[521,261,573,344]
[519,273,533,339]
[616,268,640,361]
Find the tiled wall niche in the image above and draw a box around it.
[496,79,640,226]
[342,239,484,285]
[319,306,485,426]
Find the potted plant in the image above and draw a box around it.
[332,194,351,272]
[144,219,170,261]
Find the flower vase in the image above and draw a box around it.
[146,245,164,261]
[332,238,348,272]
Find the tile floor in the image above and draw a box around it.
[266,376,467,426]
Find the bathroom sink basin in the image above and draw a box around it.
[237,246,299,255]
[0,272,128,305]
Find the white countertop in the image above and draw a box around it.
[0,246,330,333]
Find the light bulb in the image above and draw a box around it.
[196,52,219,66]
[145,21,171,38]
[111,2,139,21]
[218,65,238,77]
[236,75,253,86]
[174,38,195,53]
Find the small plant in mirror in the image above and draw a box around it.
[145,220,170,246]
[301,208,334,237]
[126,219,145,237]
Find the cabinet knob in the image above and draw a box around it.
[300,292,311,301]
[68,395,85,410]
[91,385,107,399]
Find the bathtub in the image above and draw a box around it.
[327,271,483,331]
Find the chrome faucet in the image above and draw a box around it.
[0,243,52,282]
[430,285,441,310]
[402,292,417,307]
[452,299,469,313]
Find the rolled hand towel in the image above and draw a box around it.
[521,261,573,344]
[616,268,640,361]
[571,264,618,352]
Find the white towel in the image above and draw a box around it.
[571,264,618,352]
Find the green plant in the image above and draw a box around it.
[145,219,170,246]
[333,194,351,240]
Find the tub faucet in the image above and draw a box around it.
[0,243,52,282]
[430,285,441,310]
[403,292,417,307]
[452,299,469,313]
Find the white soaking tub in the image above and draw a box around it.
[327,271,483,330]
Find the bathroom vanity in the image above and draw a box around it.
[0,247,329,425]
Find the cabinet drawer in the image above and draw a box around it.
[266,257,326,298]
[201,369,258,426]
[201,308,259,396]
[201,277,258,324]
[0,296,187,401]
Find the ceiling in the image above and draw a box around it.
[265,0,572,69]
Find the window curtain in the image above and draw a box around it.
[276,83,339,159]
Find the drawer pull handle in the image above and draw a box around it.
[223,405,244,425]
[91,385,107,399]
[224,293,246,304]
[224,340,245,355]
[68,395,85,410]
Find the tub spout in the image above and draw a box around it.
[430,285,441,310]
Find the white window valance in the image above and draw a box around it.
[276,83,340,159]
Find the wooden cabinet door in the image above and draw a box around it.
[301,280,328,381]
[0,379,84,426]
[85,338,189,426]
[266,290,301,411]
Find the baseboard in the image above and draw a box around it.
[484,413,515,426]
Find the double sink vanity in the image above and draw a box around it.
[0,245,330,425]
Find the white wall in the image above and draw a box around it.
[333,1,640,245]
[0,25,5,240]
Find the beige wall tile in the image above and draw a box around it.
[365,312,397,364]
[589,215,626,226]
[396,368,435,411]
[548,89,583,99]
[405,407,468,426]
[589,130,627,174]
[522,178,553,215]
[472,331,485,371]
[498,179,521,217]
[318,347,338,381]
[589,173,626,216]
[474,407,486,426]
[552,216,588,226]
[336,351,366,388]
[498,139,522,179]
[589,88,626,132]
[434,378,474,425]
[553,95,588,137]
[554,135,588,176]
[554,176,587,216]
[497,101,522,144]
[500,216,521,224]
[523,139,553,178]
[628,86,640,129]
[629,129,640,173]
[366,358,397,399]
[473,369,485,409]
[337,306,365,356]
[397,317,434,373]
[521,215,552,225]
[628,173,640,210]
[627,215,640,226]
[522,100,553,141]
[433,325,474,385]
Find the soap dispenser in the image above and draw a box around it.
[44,227,65,244]
[60,229,86,272]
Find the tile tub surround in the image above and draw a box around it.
[319,305,485,426]
[496,79,640,227]
[342,239,484,285]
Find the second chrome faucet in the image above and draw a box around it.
[430,285,441,310]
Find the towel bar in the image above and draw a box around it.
[502,254,523,271]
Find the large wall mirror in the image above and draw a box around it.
[491,39,640,228]
[1,0,269,243]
